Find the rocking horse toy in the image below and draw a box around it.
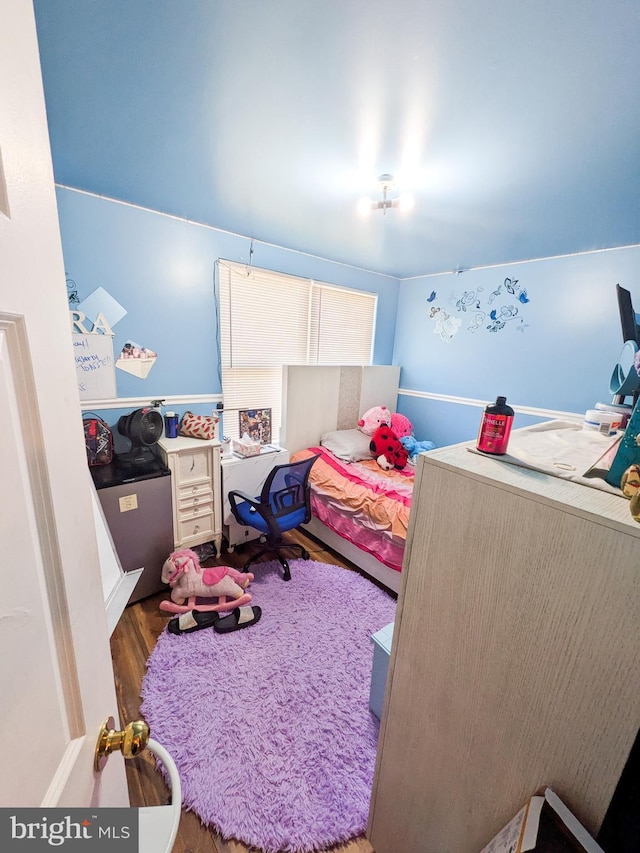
[159,548,253,614]
[160,548,262,635]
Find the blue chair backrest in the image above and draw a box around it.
[261,454,320,521]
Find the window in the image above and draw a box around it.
[217,260,376,443]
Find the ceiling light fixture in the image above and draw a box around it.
[357,174,414,216]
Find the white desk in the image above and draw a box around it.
[221,447,290,551]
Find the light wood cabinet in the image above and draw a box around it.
[157,436,222,554]
[369,440,640,853]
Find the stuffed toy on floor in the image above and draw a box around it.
[159,548,254,613]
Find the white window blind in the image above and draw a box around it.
[309,284,377,364]
[218,260,376,443]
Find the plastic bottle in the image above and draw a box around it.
[476,396,514,455]
[164,411,179,438]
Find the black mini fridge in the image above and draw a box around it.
[91,457,174,604]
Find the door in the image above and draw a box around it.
[0,0,129,807]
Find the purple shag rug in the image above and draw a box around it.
[141,559,396,853]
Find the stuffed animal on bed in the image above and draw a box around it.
[400,434,436,464]
[390,412,413,438]
[358,405,392,436]
[370,424,409,470]
[161,548,252,606]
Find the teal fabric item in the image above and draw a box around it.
[606,397,640,487]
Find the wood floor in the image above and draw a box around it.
[109,530,382,853]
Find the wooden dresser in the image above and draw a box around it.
[157,436,222,555]
[368,441,640,852]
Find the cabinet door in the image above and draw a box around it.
[369,455,640,853]
[176,446,212,485]
[96,477,174,603]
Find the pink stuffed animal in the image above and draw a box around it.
[161,548,253,607]
[391,412,413,438]
[357,405,392,436]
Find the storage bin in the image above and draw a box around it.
[369,622,394,720]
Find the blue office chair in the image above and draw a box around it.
[228,454,320,581]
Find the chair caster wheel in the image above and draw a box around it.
[281,559,292,581]
[301,549,309,560]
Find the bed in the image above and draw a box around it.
[281,365,410,594]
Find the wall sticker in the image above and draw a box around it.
[427,276,531,342]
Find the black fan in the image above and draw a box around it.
[116,407,164,469]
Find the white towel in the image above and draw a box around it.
[468,420,623,496]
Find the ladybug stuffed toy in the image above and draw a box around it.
[370,425,409,470]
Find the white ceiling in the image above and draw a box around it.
[34,0,640,278]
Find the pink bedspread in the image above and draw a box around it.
[291,447,414,572]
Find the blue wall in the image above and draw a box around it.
[394,246,640,446]
[57,187,640,452]
[57,187,399,431]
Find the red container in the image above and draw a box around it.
[476,396,514,455]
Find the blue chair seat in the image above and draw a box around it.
[233,502,308,534]
[228,454,320,581]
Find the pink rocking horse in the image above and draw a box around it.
[159,548,253,614]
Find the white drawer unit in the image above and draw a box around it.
[221,447,290,551]
[157,436,222,554]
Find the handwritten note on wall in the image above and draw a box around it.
[73,333,117,400]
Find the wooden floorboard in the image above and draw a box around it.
[110,530,379,853]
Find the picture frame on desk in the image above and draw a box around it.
[238,408,272,445]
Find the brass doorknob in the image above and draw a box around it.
[94,716,150,771]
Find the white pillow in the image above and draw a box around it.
[320,428,372,462]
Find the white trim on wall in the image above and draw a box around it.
[398,387,584,422]
[84,389,584,422]
[80,393,222,411]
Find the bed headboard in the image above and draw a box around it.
[280,365,401,454]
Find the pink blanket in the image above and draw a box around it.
[291,447,414,572]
